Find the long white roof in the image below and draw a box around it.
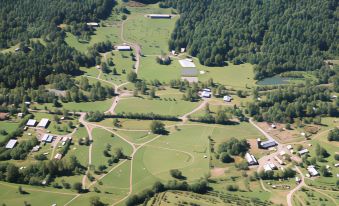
[37,118,49,128]
[5,139,17,149]
[117,45,131,50]
[26,119,37,126]
[179,59,196,68]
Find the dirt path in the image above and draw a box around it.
[287,166,304,206]
[179,99,209,122]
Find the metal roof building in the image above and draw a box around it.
[26,119,37,127]
[37,118,50,128]
[5,139,18,149]
[260,140,277,149]
[179,59,196,68]
[148,14,171,19]
[116,45,131,51]
[245,152,258,165]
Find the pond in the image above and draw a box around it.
[256,76,291,85]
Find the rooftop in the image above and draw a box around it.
[37,118,49,128]
[5,139,18,149]
[117,45,131,51]
[26,119,37,126]
[179,59,196,68]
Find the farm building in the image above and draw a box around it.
[263,162,277,172]
[17,113,23,118]
[5,139,18,149]
[54,153,62,160]
[32,145,40,152]
[245,152,258,165]
[200,88,212,98]
[179,59,196,68]
[148,14,171,19]
[298,149,309,155]
[26,119,37,127]
[181,68,198,77]
[41,134,54,143]
[37,118,50,128]
[257,138,277,149]
[116,45,131,51]
[86,22,99,27]
[286,145,293,150]
[223,95,232,102]
[307,165,319,176]
[181,48,186,53]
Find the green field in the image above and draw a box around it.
[65,27,121,53]
[33,98,113,113]
[115,95,199,116]
[124,15,178,55]
[0,121,19,142]
[0,182,77,206]
[91,128,133,168]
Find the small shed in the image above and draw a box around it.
[148,14,171,19]
[116,45,131,51]
[223,95,232,102]
[5,139,18,149]
[86,22,99,27]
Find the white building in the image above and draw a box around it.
[179,59,196,68]
[116,45,131,51]
[148,14,171,19]
[181,48,186,53]
[298,149,309,155]
[54,153,62,160]
[37,118,50,128]
[223,95,232,102]
[264,162,277,172]
[286,145,293,150]
[26,119,37,127]
[17,113,23,118]
[5,139,18,149]
[41,134,54,143]
[245,152,258,165]
[86,22,99,27]
[307,165,319,176]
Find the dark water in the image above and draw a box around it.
[256,76,290,85]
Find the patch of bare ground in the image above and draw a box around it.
[127,1,145,7]
[210,167,227,177]
[256,122,305,143]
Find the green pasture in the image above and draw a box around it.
[65,27,121,53]
[0,121,19,142]
[67,126,89,167]
[123,14,178,55]
[91,128,133,168]
[0,181,76,206]
[115,96,199,116]
[33,98,113,113]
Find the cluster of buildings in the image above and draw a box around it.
[26,118,50,128]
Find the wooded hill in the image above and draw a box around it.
[0,0,114,48]
[166,0,338,79]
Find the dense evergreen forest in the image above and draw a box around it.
[165,0,338,79]
[0,0,115,48]
[0,0,116,108]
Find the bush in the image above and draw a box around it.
[220,152,234,163]
[170,169,183,179]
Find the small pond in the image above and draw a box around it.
[256,76,291,85]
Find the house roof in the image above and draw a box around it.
[148,14,171,18]
[117,45,131,50]
[181,68,198,77]
[5,139,18,149]
[245,153,257,165]
[26,119,37,126]
[179,59,196,68]
[260,140,277,148]
[37,118,49,128]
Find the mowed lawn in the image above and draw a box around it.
[139,56,181,83]
[65,27,121,53]
[91,128,133,168]
[115,96,199,116]
[124,14,178,55]
[0,121,19,142]
[33,98,113,113]
[132,125,213,192]
[0,181,76,206]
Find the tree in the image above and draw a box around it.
[220,152,234,163]
[73,182,83,193]
[89,196,105,206]
[328,128,339,141]
[6,164,19,183]
[127,71,137,82]
[150,120,166,134]
[170,169,183,179]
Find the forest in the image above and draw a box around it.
[0,0,115,48]
[165,0,338,78]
